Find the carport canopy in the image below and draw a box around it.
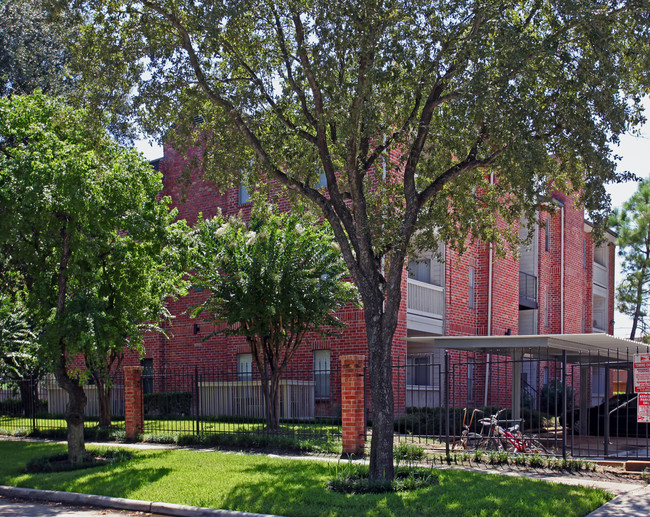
[406,333,650,421]
[406,333,650,364]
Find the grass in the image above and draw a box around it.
[0,440,611,516]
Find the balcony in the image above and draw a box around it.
[519,271,538,309]
[593,262,608,288]
[407,279,444,334]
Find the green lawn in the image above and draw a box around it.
[0,440,610,517]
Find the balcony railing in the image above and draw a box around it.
[519,271,538,309]
[407,279,444,317]
[593,262,608,288]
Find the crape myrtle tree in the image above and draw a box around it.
[611,178,650,341]
[192,205,358,431]
[69,0,650,479]
[0,93,189,462]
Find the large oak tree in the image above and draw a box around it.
[69,0,649,479]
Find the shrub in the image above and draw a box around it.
[327,462,439,494]
[143,391,192,417]
[540,381,574,416]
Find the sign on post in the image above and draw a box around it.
[634,354,650,423]
[634,354,650,393]
[638,394,650,424]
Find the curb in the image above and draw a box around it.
[0,485,280,517]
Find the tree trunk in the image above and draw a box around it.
[366,319,395,480]
[18,378,35,418]
[97,379,112,428]
[54,365,87,464]
[269,371,281,431]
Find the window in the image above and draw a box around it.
[544,291,549,327]
[237,353,253,380]
[581,305,586,333]
[407,258,431,283]
[407,356,431,386]
[315,169,327,189]
[314,350,331,399]
[544,220,549,252]
[140,358,154,394]
[467,361,475,401]
[468,266,475,309]
[238,183,252,204]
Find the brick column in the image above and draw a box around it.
[124,366,143,441]
[341,355,366,455]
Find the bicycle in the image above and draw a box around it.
[452,407,484,450]
[478,409,548,454]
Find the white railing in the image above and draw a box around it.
[406,385,442,408]
[593,263,608,287]
[199,379,315,420]
[407,279,444,317]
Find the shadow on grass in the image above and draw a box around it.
[218,462,609,517]
[0,441,173,499]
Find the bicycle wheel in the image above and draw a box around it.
[479,437,502,451]
[464,433,483,450]
[525,438,548,454]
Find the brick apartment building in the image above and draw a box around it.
[135,141,616,414]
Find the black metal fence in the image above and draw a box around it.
[5,346,650,460]
[0,365,341,445]
[140,366,341,441]
[0,373,125,435]
[393,347,650,460]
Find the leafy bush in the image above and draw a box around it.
[394,442,425,467]
[540,381,574,416]
[144,391,192,417]
[327,462,439,494]
[395,405,546,435]
[0,398,47,417]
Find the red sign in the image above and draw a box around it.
[634,354,650,393]
[639,394,650,423]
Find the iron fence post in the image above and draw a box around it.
[562,350,567,460]
[445,351,450,461]
[604,365,610,457]
[194,366,200,436]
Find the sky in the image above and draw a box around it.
[135,98,650,339]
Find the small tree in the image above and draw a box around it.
[0,293,45,417]
[0,92,188,462]
[610,178,650,341]
[192,206,358,431]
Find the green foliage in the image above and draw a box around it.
[395,406,546,435]
[540,381,574,417]
[192,205,357,429]
[610,178,650,340]
[0,397,47,416]
[143,392,193,417]
[0,295,42,379]
[0,92,190,457]
[193,205,358,343]
[0,91,189,369]
[0,0,76,97]
[327,462,439,494]
[394,442,425,468]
